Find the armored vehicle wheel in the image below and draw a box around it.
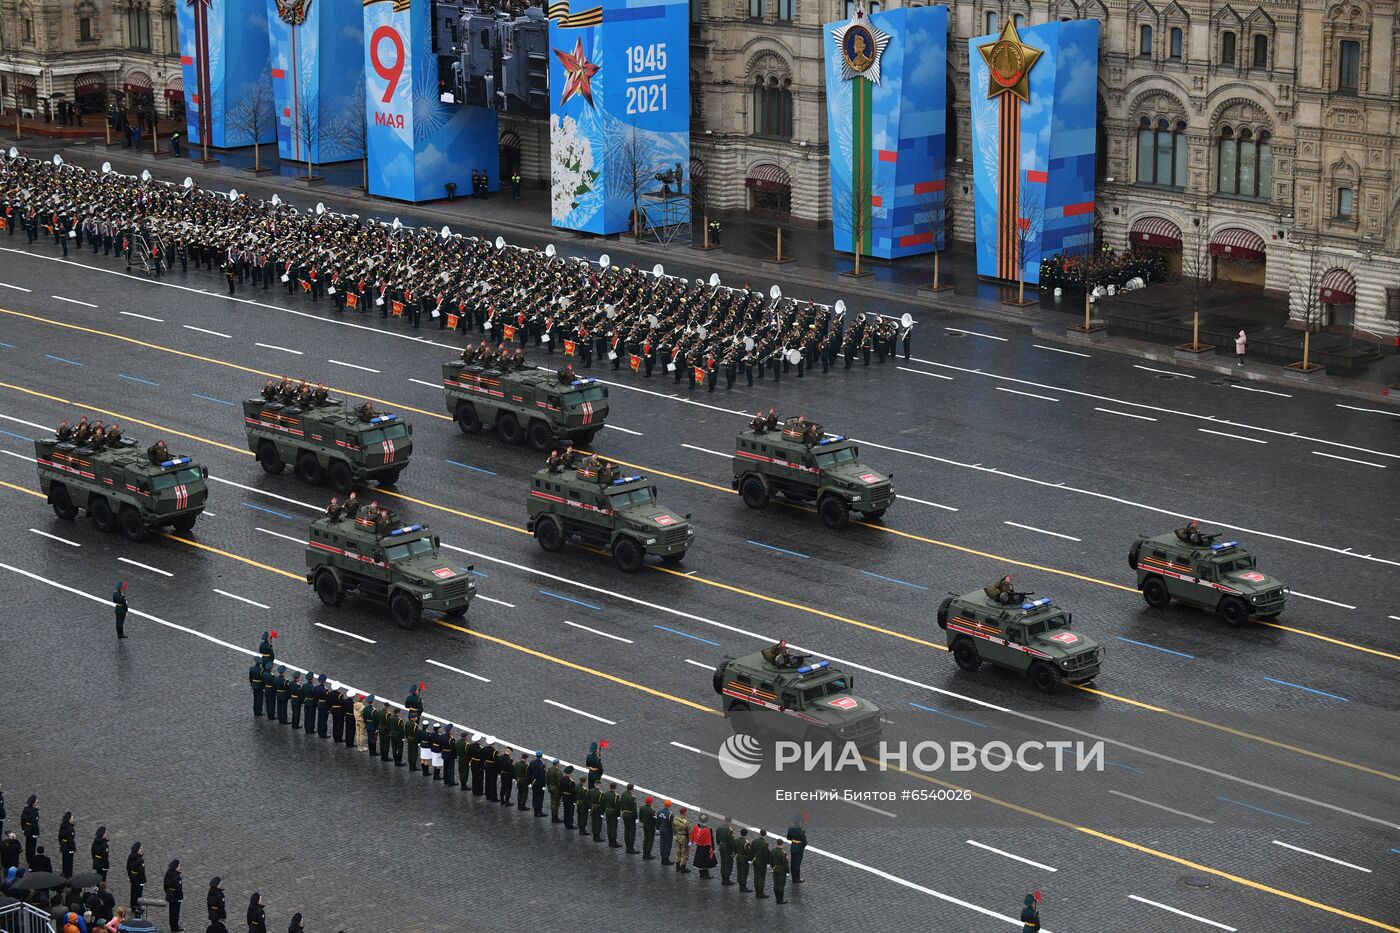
[119,505,147,543]
[660,552,685,565]
[296,451,324,485]
[936,596,953,629]
[443,606,468,620]
[170,513,197,533]
[613,536,644,574]
[712,666,725,694]
[389,591,421,630]
[1141,576,1171,609]
[455,402,482,435]
[258,441,285,475]
[526,420,552,452]
[867,509,887,520]
[49,484,79,521]
[327,459,354,494]
[1029,661,1063,693]
[89,496,117,533]
[496,412,524,445]
[952,639,982,671]
[727,701,754,734]
[819,494,849,529]
[740,475,768,509]
[534,514,565,552]
[315,568,344,607]
[378,467,403,486]
[1217,596,1250,628]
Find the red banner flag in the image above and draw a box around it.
[693,365,708,384]
[629,354,642,371]
[391,300,404,317]
[446,313,459,330]
[564,339,577,357]
[345,293,359,309]
[502,324,517,341]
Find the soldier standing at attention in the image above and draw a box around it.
[752,829,771,898]
[656,800,674,864]
[441,725,458,787]
[497,746,515,805]
[736,828,753,892]
[248,659,265,718]
[426,723,443,779]
[560,767,577,829]
[376,702,393,763]
[672,807,691,873]
[604,783,622,847]
[345,691,361,750]
[258,630,275,665]
[389,708,406,766]
[513,753,530,810]
[301,672,317,735]
[315,675,332,738]
[482,739,499,801]
[717,816,736,885]
[585,741,604,789]
[547,759,564,822]
[786,815,807,882]
[620,784,638,853]
[113,581,129,639]
[362,696,379,757]
[466,734,484,795]
[288,672,305,729]
[1021,893,1042,931]
[273,666,290,724]
[406,682,425,719]
[328,686,346,742]
[587,781,605,841]
[639,796,657,859]
[770,839,790,904]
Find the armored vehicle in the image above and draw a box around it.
[526,458,693,572]
[1130,532,1288,625]
[732,415,894,528]
[244,390,412,494]
[443,360,608,450]
[305,507,475,629]
[937,589,1102,693]
[35,431,207,541]
[712,648,883,745]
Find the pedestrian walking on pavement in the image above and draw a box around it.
[163,859,184,932]
[113,581,128,638]
[1235,329,1247,366]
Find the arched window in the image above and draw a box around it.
[1217,126,1271,198]
[128,7,152,50]
[1220,30,1235,64]
[1014,13,1025,27]
[1252,33,1268,68]
[752,74,792,139]
[1137,117,1187,187]
[1139,24,1153,57]
[986,10,998,33]
[1336,187,1354,220]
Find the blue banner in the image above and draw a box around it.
[267,0,365,164]
[364,0,499,202]
[178,0,275,148]
[547,0,690,235]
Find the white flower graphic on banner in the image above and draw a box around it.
[550,114,599,221]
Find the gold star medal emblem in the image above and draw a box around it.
[831,4,891,84]
[977,20,1043,103]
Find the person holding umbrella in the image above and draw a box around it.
[206,877,225,926]
[113,582,128,639]
[124,843,144,912]
[246,892,266,933]
[163,859,183,931]
[90,827,109,881]
[57,812,75,878]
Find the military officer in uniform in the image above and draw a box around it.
[466,734,484,795]
[513,753,530,810]
[560,766,577,829]
[985,574,1017,605]
[113,581,128,639]
[672,807,691,872]
[1021,892,1042,931]
[362,696,379,757]
[603,783,622,847]
[587,781,605,841]
[302,672,318,735]
[288,672,305,729]
[585,741,604,789]
[656,800,674,865]
[736,828,753,892]
[717,815,737,885]
[770,839,790,903]
[752,829,771,898]
[315,675,332,738]
[481,737,499,800]
[547,759,563,822]
[273,665,290,724]
[260,661,277,722]
[620,783,638,853]
[786,816,807,883]
[639,796,657,859]
[376,703,393,762]
[389,708,406,766]
[497,746,515,805]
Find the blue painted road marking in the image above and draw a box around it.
[242,502,294,520]
[118,373,160,387]
[540,589,601,611]
[747,539,809,559]
[654,625,721,646]
[862,570,928,590]
[1217,795,1310,825]
[1115,636,1194,659]
[909,701,986,727]
[1262,677,1349,702]
[447,459,497,476]
[192,393,235,406]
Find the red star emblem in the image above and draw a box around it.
[554,38,600,108]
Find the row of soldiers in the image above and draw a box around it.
[1,152,913,392]
[259,377,329,408]
[245,655,806,903]
[52,415,179,467]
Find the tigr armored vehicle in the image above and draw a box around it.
[527,461,693,572]
[1130,532,1288,625]
[305,509,475,629]
[937,590,1103,693]
[244,391,411,494]
[443,360,608,450]
[713,649,883,745]
[35,433,207,541]
[732,416,894,528]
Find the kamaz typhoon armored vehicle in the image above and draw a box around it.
[713,644,883,746]
[36,422,207,541]
[1130,528,1289,625]
[244,380,412,494]
[937,587,1103,693]
[305,504,475,630]
[732,413,894,528]
[444,359,608,450]
[526,455,693,572]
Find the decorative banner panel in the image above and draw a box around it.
[547,0,691,235]
[968,19,1099,284]
[823,4,947,260]
[364,0,499,202]
[267,0,365,164]
[178,0,277,148]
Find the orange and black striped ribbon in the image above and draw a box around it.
[997,93,1020,280]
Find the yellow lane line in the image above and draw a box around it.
[1258,619,1400,663]
[162,533,305,581]
[581,451,737,495]
[2,478,45,499]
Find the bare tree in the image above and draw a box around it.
[832,158,883,277]
[329,75,368,190]
[226,79,274,171]
[294,71,320,180]
[1006,186,1043,304]
[1289,235,1330,372]
[610,127,652,241]
[1179,215,1213,350]
[691,169,712,248]
[914,192,949,290]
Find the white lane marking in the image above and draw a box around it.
[0,281,32,292]
[897,366,955,381]
[182,324,231,338]
[201,511,216,517]
[544,698,617,725]
[476,594,516,608]
[214,588,270,609]
[29,528,80,547]
[563,619,634,644]
[1108,790,1215,824]
[995,387,1059,402]
[255,342,304,355]
[1390,615,1400,622]
[1197,428,1267,445]
[679,443,730,458]
[1095,407,1157,422]
[255,527,303,544]
[604,423,644,436]
[1127,895,1237,931]
[945,327,1007,341]
[119,311,164,322]
[407,377,440,389]
[1134,364,1196,379]
[899,495,959,511]
[965,840,1057,872]
[1288,591,1357,610]
[0,413,52,432]
[117,556,173,577]
[1,450,34,462]
[1229,384,1292,398]
[1312,450,1385,469]
[426,658,491,683]
[1336,404,1400,418]
[53,295,98,308]
[683,658,715,670]
[1032,344,1090,358]
[842,798,897,818]
[1270,840,1371,873]
[327,358,382,373]
[1003,521,1081,542]
[313,621,377,644]
[671,741,720,760]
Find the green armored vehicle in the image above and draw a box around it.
[937,589,1102,693]
[244,385,411,494]
[732,415,894,528]
[526,457,693,572]
[35,427,207,541]
[305,505,475,629]
[443,360,608,451]
[712,646,883,745]
[1130,530,1288,625]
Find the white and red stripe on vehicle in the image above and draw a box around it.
[734,449,819,475]
[308,539,388,568]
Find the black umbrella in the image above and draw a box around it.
[117,919,157,932]
[65,871,101,889]
[8,871,65,891]
[0,896,18,909]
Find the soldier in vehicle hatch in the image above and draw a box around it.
[1175,520,1209,546]
[55,419,73,443]
[985,574,1017,605]
[325,497,343,522]
[355,401,376,422]
[147,439,170,465]
[261,378,279,402]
